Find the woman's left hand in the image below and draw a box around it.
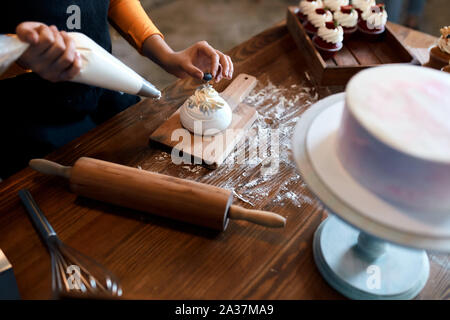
[164,41,233,82]
[143,35,233,83]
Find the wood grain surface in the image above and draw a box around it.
[0,21,448,300]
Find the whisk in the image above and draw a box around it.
[19,189,122,299]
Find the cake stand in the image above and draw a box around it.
[292,93,450,300]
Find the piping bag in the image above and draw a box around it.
[0,33,161,99]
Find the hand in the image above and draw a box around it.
[16,22,82,82]
[143,36,233,83]
[164,41,234,82]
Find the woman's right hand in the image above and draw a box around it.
[16,22,82,82]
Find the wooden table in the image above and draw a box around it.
[0,21,448,300]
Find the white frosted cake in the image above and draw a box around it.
[337,65,450,213]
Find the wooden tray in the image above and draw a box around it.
[286,6,416,85]
[149,74,258,169]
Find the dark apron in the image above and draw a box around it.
[0,1,140,178]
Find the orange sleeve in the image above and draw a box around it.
[0,62,31,80]
[108,0,163,54]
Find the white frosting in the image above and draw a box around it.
[323,0,349,12]
[438,35,450,55]
[299,0,324,16]
[334,9,358,27]
[69,32,160,98]
[346,65,450,163]
[180,84,232,136]
[352,0,376,13]
[0,33,161,99]
[317,25,344,43]
[309,10,334,28]
[186,84,226,114]
[361,7,388,29]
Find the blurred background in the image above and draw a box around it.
[111,0,450,89]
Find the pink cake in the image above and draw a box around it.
[337,65,450,213]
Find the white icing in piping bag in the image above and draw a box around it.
[0,33,161,99]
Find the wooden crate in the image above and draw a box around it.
[286,6,417,85]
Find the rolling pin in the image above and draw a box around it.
[29,157,286,231]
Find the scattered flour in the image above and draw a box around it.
[141,76,319,209]
[200,76,319,209]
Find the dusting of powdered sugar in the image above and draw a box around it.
[140,76,319,209]
[197,76,319,209]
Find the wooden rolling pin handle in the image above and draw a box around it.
[29,159,72,179]
[228,205,286,228]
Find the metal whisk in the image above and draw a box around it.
[19,189,122,299]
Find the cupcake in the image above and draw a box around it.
[313,21,344,59]
[358,4,388,41]
[303,8,333,37]
[323,0,349,12]
[426,27,450,70]
[334,5,358,40]
[298,0,324,23]
[352,0,376,19]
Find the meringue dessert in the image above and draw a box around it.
[180,84,232,136]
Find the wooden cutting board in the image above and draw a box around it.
[149,74,258,168]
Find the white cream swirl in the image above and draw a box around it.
[438,36,450,55]
[362,8,388,29]
[323,0,349,12]
[317,25,344,44]
[299,0,324,16]
[352,0,376,13]
[309,10,333,28]
[187,84,225,115]
[334,9,358,27]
